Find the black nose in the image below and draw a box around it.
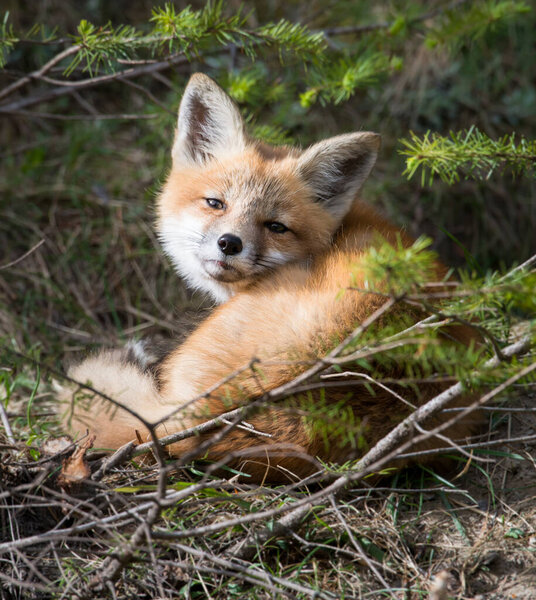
[217,233,243,256]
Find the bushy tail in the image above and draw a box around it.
[56,350,182,451]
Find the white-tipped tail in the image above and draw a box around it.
[57,350,176,450]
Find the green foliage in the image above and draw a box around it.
[300,52,396,107]
[255,18,326,60]
[68,20,140,76]
[62,2,326,78]
[0,347,53,454]
[401,127,536,185]
[0,12,17,68]
[455,268,536,333]
[250,122,293,145]
[426,0,531,49]
[149,1,251,56]
[359,236,439,295]
[225,67,266,104]
[340,236,535,394]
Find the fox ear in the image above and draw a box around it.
[172,73,247,167]
[296,132,380,220]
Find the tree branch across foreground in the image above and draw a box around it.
[231,334,533,559]
[87,334,533,574]
[0,52,191,114]
[0,0,476,118]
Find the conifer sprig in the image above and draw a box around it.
[256,19,326,61]
[68,21,141,76]
[62,2,326,77]
[400,127,536,185]
[300,53,396,107]
[360,235,439,295]
[149,2,251,57]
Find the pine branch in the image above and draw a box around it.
[400,127,536,185]
[66,21,141,77]
[1,0,531,118]
[63,3,325,77]
[0,4,327,117]
[300,52,396,107]
[0,52,191,113]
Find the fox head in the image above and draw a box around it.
[157,73,380,303]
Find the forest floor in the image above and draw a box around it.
[1,363,535,599]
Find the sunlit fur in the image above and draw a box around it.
[157,152,340,303]
[157,73,377,304]
[59,74,480,484]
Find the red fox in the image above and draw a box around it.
[59,73,479,483]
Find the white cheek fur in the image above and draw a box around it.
[158,214,202,278]
[158,215,232,304]
[158,216,302,305]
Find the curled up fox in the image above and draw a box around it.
[59,73,479,483]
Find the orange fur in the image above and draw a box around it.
[59,74,480,483]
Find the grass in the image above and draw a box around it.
[2,392,535,599]
[1,1,536,597]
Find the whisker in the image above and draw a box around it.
[256,258,287,268]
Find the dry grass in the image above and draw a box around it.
[1,380,535,598]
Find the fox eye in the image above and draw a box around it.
[205,198,224,210]
[266,221,289,234]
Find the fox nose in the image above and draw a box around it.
[217,233,243,256]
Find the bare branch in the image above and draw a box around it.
[0,44,80,102]
[0,53,189,114]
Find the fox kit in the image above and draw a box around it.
[60,74,478,483]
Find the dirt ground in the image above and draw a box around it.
[404,392,536,599]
